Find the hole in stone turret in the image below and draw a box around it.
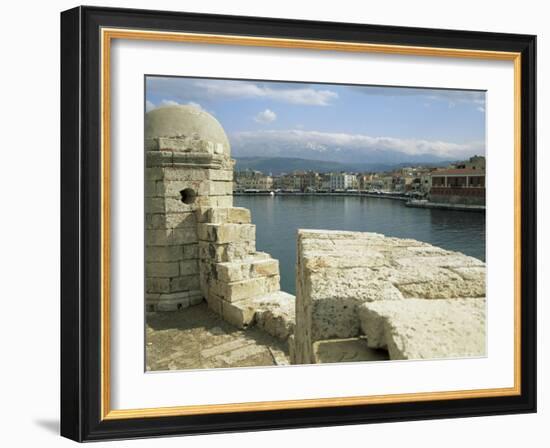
[180,188,197,204]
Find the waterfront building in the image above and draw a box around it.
[319,173,332,191]
[420,173,433,194]
[429,162,485,206]
[235,169,273,191]
[290,171,320,192]
[330,172,356,191]
[273,173,298,191]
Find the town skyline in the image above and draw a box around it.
[145,76,486,165]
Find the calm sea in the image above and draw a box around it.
[234,195,486,295]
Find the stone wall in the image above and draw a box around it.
[294,229,486,364]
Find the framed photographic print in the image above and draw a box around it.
[60,6,537,442]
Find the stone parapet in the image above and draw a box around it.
[294,229,486,364]
[359,298,486,359]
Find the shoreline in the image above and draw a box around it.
[234,191,486,213]
[405,200,485,213]
[234,191,409,201]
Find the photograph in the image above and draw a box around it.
[144,76,487,371]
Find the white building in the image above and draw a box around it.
[329,173,356,190]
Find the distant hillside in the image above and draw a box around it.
[234,157,450,175]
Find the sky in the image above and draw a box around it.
[145,76,486,164]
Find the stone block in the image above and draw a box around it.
[359,298,486,360]
[312,338,389,364]
[145,277,170,294]
[195,207,210,223]
[145,198,165,214]
[182,243,199,260]
[164,197,197,213]
[198,223,255,244]
[145,245,183,263]
[206,207,251,224]
[170,275,200,293]
[189,291,204,306]
[227,207,251,223]
[179,260,199,276]
[160,180,201,198]
[146,150,173,167]
[206,293,223,315]
[222,300,256,329]
[210,275,279,303]
[196,195,233,208]
[207,169,233,181]
[145,167,165,181]
[156,292,191,311]
[146,262,180,278]
[145,181,158,198]
[146,228,197,246]
[396,277,486,299]
[224,240,256,260]
[252,291,296,341]
[394,254,485,269]
[251,259,279,277]
[198,180,233,196]
[163,167,207,181]
[294,228,487,364]
[149,212,196,230]
[450,266,486,281]
[215,257,279,283]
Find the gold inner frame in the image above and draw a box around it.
[100,27,522,420]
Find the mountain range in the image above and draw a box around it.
[233,157,451,175]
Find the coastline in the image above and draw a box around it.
[234,191,485,212]
[234,191,409,201]
[405,200,485,213]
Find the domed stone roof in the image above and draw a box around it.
[145,105,230,156]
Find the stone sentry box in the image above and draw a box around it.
[144,105,292,334]
[145,105,234,311]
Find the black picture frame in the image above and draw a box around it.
[61,5,536,442]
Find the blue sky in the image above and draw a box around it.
[145,76,485,163]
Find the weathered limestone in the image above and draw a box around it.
[359,298,486,360]
[145,105,233,311]
[294,229,486,364]
[312,338,390,364]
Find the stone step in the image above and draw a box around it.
[208,290,296,341]
[198,223,255,244]
[215,256,279,283]
[203,207,251,224]
[253,291,296,341]
[210,274,280,303]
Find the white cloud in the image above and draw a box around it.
[159,99,179,107]
[195,80,338,106]
[231,129,485,161]
[145,99,206,112]
[254,109,277,123]
[186,101,204,110]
